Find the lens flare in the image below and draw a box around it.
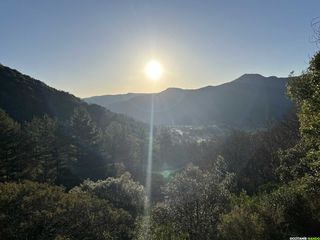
[161,170,171,179]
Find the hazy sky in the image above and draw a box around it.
[1,1,319,97]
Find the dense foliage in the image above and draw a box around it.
[0,105,149,188]
[153,163,233,240]
[71,172,145,218]
[0,181,133,240]
[0,64,149,185]
[217,52,320,239]
[1,51,320,238]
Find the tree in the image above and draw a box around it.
[134,212,187,240]
[218,193,266,240]
[157,162,233,240]
[218,51,320,239]
[69,107,105,180]
[53,125,77,187]
[278,52,320,182]
[23,115,58,183]
[71,172,145,219]
[0,108,21,181]
[0,181,133,240]
[218,180,320,239]
[22,115,77,186]
[103,121,142,177]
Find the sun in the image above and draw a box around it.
[144,59,163,81]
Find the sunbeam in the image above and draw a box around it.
[144,93,154,214]
[140,76,157,238]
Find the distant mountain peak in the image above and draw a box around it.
[237,73,265,80]
[161,87,184,93]
[84,73,292,127]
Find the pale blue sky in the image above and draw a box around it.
[0,0,319,97]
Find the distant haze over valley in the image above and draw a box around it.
[85,74,293,128]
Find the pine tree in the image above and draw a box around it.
[0,108,21,181]
[24,115,57,183]
[69,107,104,180]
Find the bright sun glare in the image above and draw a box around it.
[144,59,163,81]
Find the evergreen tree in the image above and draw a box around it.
[23,115,78,186]
[0,108,21,181]
[69,107,104,180]
[24,115,58,183]
[54,124,78,187]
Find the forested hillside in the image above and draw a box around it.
[0,64,82,122]
[1,51,320,239]
[1,0,319,239]
[0,64,149,186]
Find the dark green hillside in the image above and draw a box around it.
[0,64,146,134]
[0,64,148,186]
[0,64,85,122]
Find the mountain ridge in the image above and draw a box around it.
[0,64,146,135]
[84,74,293,127]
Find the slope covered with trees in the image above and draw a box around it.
[0,65,149,187]
[216,52,320,239]
[138,52,320,239]
[1,49,320,239]
[0,64,82,122]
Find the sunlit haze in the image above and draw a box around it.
[1,1,320,238]
[144,60,163,81]
[0,1,319,97]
